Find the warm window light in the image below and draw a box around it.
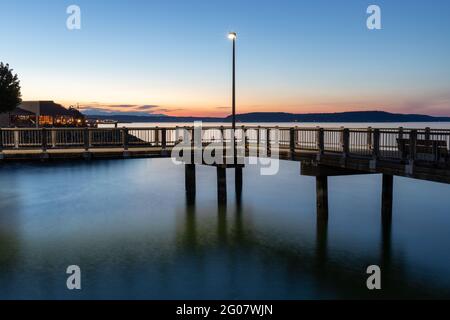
[228,32,237,40]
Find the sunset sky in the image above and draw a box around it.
[1,0,450,117]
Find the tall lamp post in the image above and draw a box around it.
[228,32,237,163]
[228,32,237,131]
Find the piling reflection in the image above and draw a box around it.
[182,203,197,250]
[380,208,393,293]
[315,217,328,269]
[0,180,20,271]
[217,204,228,245]
[175,190,448,299]
[1,160,450,299]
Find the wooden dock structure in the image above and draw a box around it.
[1,125,449,221]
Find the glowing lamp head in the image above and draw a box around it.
[228,32,237,40]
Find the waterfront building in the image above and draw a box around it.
[0,101,86,127]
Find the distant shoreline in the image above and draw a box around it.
[87,111,450,123]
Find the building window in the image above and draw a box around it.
[39,116,54,125]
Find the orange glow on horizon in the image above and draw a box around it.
[57,102,405,117]
[38,95,450,118]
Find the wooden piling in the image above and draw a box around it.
[185,164,196,203]
[217,167,227,204]
[235,167,243,202]
[381,174,393,221]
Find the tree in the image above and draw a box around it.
[0,62,22,113]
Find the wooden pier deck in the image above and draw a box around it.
[1,126,449,182]
[1,125,449,222]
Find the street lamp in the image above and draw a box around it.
[228,32,237,132]
[228,32,237,165]
[228,32,237,40]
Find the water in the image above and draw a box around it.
[1,156,450,299]
[101,122,450,130]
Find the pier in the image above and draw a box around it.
[1,126,449,222]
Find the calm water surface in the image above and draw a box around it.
[1,157,450,299]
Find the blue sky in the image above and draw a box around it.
[1,0,449,116]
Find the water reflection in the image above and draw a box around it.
[315,217,328,269]
[182,203,197,250]
[0,159,450,299]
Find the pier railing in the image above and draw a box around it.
[0,126,449,164]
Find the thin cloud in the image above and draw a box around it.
[155,108,185,113]
[136,105,160,110]
[79,103,162,114]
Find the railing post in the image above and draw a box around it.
[122,128,129,151]
[257,126,261,156]
[266,128,271,155]
[425,127,431,141]
[41,128,47,152]
[372,129,380,159]
[409,129,417,162]
[398,127,404,140]
[220,126,225,144]
[367,127,373,149]
[243,126,248,153]
[191,127,195,164]
[84,128,90,151]
[161,128,167,150]
[183,126,189,144]
[0,129,3,153]
[239,125,246,157]
[289,128,296,158]
[14,129,19,149]
[341,128,350,157]
[317,128,324,155]
[175,126,179,144]
[155,127,160,146]
[51,129,57,148]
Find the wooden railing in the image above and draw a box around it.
[0,126,449,164]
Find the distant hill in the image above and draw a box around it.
[86,111,450,123]
[226,111,450,122]
[87,115,224,123]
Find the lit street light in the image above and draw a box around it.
[228,32,237,164]
[228,32,237,132]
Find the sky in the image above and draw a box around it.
[1,0,449,117]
